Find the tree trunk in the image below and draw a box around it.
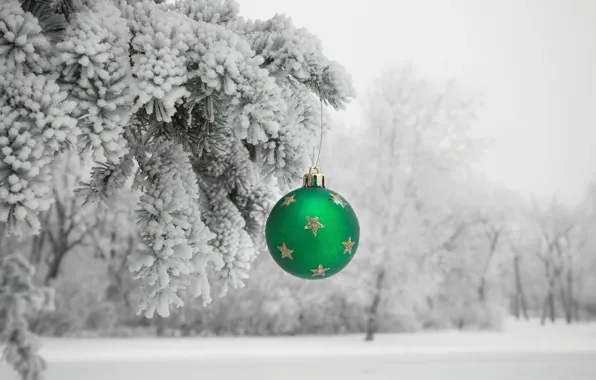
[105,232,120,302]
[515,256,530,321]
[513,255,529,320]
[478,227,500,304]
[29,211,51,267]
[0,222,6,248]
[564,267,574,324]
[511,293,519,320]
[559,283,571,324]
[540,259,558,324]
[574,264,584,322]
[573,298,581,322]
[520,295,529,320]
[44,246,67,285]
[478,279,486,303]
[557,272,570,324]
[540,292,548,325]
[364,268,385,342]
[541,287,557,324]
[512,256,520,320]
[548,289,556,322]
[156,317,167,337]
[29,233,45,267]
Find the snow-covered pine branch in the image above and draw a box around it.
[0,0,79,235]
[0,0,354,319]
[129,138,222,318]
[55,0,133,163]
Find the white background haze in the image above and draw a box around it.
[238,0,596,205]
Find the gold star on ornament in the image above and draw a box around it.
[311,264,330,277]
[305,216,324,236]
[281,194,296,207]
[342,237,355,254]
[330,193,347,208]
[277,242,294,260]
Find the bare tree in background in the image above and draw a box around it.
[477,220,503,303]
[559,233,582,323]
[87,192,138,308]
[573,179,596,319]
[507,226,530,321]
[25,152,137,288]
[342,65,484,341]
[39,153,103,285]
[532,198,576,324]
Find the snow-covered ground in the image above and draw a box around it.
[2,318,596,380]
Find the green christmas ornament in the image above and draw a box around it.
[265,166,360,279]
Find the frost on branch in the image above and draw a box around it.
[192,134,259,291]
[233,13,354,185]
[193,133,270,250]
[185,19,285,145]
[129,138,222,318]
[201,181,254,296]
[0,253,55,380]
[55,0,133,162]
[0,71,78,236]
[0,0,51,75]
[232,180,276,249]
[238,14,322,80]
[237,13,355,108]
[175,0,240,25]
[77,152,135,207]
[258,84,323,187]
[316,62,356,109]
[130,8,193,123]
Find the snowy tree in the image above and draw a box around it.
[576,178,596,319]
[0,0,353,320]
[528,197,579,324]
[325,65,487,340]
[501,183,596,323]
[17,150,137,288]
[0,253,54,380]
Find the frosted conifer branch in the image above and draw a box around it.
[55,0,133,162]
[232,181,275,249]
[77,152,135,207]
[175,0,240,25]
[129,138,221,318]
[201,183,254,296]
[0,0,354,318]
[130,8,194,123]
[235,13,355,108]
[185,19,285,145]
[0,0,51,75]
[0,71,78,236]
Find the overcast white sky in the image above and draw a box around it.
[237,0,596,205]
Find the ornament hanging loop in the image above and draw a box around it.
[310,74,327,168]
[305,72,328,188]
[302,166,326,188]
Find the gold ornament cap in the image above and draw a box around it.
[302,166,326,188]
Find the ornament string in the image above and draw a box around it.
[311,95,324,168]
